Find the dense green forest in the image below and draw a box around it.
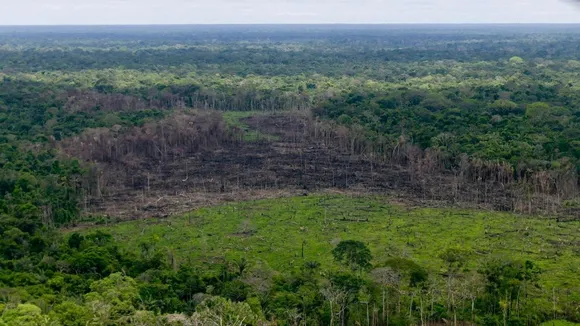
[0,25,580,325]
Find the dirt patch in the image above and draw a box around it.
[62,111,575,222]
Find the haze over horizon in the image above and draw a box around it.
[2,0,580,25]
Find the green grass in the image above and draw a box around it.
[541,321,580,326]
[81,195,580,289]
[222,111,279,142]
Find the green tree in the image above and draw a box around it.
[49,302,91,326]
[509,56,525,65]
[1,304,59,326]
[192,296,260,326]
[84,273,139,325]
[332,240,372,272]
[488,99,521,115]
[371,267,400,324]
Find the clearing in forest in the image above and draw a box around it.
[82,194,580,291]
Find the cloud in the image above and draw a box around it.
[1,0,580,24]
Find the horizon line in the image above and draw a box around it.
[3,22,580,27]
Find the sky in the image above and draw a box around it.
[2,0,580,25]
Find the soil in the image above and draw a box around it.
[69,112,571,221]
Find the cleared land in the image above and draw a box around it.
[83,194,580,290]
[70,110,571,223]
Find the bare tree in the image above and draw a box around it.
[321,284,347,326]
[371,267,400,325]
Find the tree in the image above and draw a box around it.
[130,311,160,326]
[332,240,372,272]
[67,233,84,250]
[509,56,525,65]
[439,248,469,274]
[457,272,484,325]
[1,303,59,326]
[191,296,260,326]
[371,267,400,325]
[328,273,365,326]
[384,258,428,288]
[439,248,470,326]
[488,99,523,116]
[84,273,139,325]
[321,284,347,326]
[525,102,569,125]
[358,287,371,326]
[234,257,249,276]
[304,261,321,275]
[479,258,541,322]
[525,102,551,120]
[49,301,91,326]
[86,273,139,303]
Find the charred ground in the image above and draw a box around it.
[59,110,575,222]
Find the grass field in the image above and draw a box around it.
[222,111,279,141]
[541,321,580,326]
[82,194,580,290]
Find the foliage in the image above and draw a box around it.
[0,304,59,326]
[83,195,580,324]
[331,240,372,271]
[192,296,260,326]
[0,25,580,325]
